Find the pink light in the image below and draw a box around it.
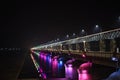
[78,73,92,80]
[41,73,47,79]
[43,74,47,79]
[82,54,86,58]
[82,70,87,74]
[68,64,72,67]
[39,68,43,73]
[79,62,92,71]
[52,58,58,76]
[67,66,73,72]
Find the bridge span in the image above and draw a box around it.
[31,28,120,67]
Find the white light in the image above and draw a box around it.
[83,41,86,43]
[82,29,85,32]
[95,25,99,28]
[66,35,69,38]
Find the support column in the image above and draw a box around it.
[99,40,105,52]
[60,44,62,51]
[86,42,90,52]
[68,44,72,51]
[76,43,80,52]
[110,39,116,53]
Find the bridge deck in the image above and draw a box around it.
[45,50,120,67]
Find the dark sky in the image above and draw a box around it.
[0,0,120,48]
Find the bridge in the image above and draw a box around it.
[31,28,120,67]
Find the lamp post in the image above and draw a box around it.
[80,29,87,37]
[94,25,102,33]
[66,34,69,39]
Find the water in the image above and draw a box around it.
[33,52,116,80]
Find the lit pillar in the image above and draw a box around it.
[83,41,86,52]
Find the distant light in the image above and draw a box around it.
[57,38,59,41]
[39,74,41,77]
[73,33,76,36]
[82,29,85,33]
[95,25,99,28]
[66,35,69,38]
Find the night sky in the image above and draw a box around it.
[0,0,120,48]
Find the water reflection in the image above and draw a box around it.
[65,64,77,80]
[39,52,65,78]
[39,52,93,80]
[52,58,58,77]
[78,72,92,80]
[32,51,116,80]
[65,63,92,80]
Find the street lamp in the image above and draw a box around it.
[80,29,86,36]
[66,34,69,39]
[94,25,102,33]
[95,25,99,28]
[72,33,76,38]
[57,38,59,41]
[73,33,76,36]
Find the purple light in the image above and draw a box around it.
[41,73,47,79]
[65,64,73,79]
[68,64,72,67]
[49,56,52,63]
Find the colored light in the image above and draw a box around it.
[112,57,118,61]
[78,73,92,80]
[59,60,63,65]
[68,64,72,67]
[82,54,86,58]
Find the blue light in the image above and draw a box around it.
[59,60,63,65]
